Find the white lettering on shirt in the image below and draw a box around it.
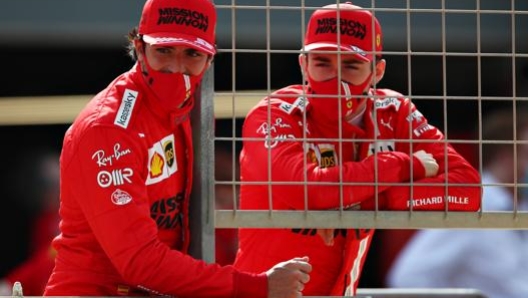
[374,97,401,111]
[92,143,132,167]
[114,89,138,128]
[407,196,469,207]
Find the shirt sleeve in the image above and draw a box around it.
[67,125,267,298]
[383,99,482,211]
[240,104,426,210]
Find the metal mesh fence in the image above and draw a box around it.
[192,1,528,296]
[209,0,528,232]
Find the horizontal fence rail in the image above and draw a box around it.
[215,210,528,229]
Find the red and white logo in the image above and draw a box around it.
[97,168,133,188]
[111,189,132,205]
[414,123,433,137]
[146,134,178,185]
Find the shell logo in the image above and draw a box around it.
[149,152,164,178]
[145,134,178,185]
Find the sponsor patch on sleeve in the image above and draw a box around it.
[374,97,401,111]
[146,134,178,185]
[114,89,139,129]
[97,168,134,188]
[277,96,308,114]
[111,189,133,205]
[91,143,135,189]
[406,110,424,123]
[92,143,132,167]
[413,123,433,137]
[256,118,295,149]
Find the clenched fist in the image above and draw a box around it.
[413,150,439,177]
[266,256,312,298]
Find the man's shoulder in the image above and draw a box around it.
[62,83,146,166]
[69,79,146,145]
[249,85,308,117]
[79,78,144,130]
[373,88,404,98]
[371,88,409,112]
[270,85,306,98]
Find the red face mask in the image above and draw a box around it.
[141,54,205,116]
[307,73,372,124]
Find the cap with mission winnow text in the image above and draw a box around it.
[304,1,382,62]
[138,0,217,55]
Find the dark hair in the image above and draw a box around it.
[126,27,142,61]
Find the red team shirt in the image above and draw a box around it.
[44,63,267,298]
[234,85,481,296]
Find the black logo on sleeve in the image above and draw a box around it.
[150,193,184,229]
[320,149,337,168]
[164,140,175,167]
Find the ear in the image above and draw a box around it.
[298,53,308,79]
[134,39,145,62]
[194,55,214,76]
[205,55,214,70]
[372,59,386,85]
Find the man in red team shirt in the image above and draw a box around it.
[234,2,481,296]
[44,0,311,297]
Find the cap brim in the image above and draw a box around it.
[143,32,216,55]
[303,43,372,62]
